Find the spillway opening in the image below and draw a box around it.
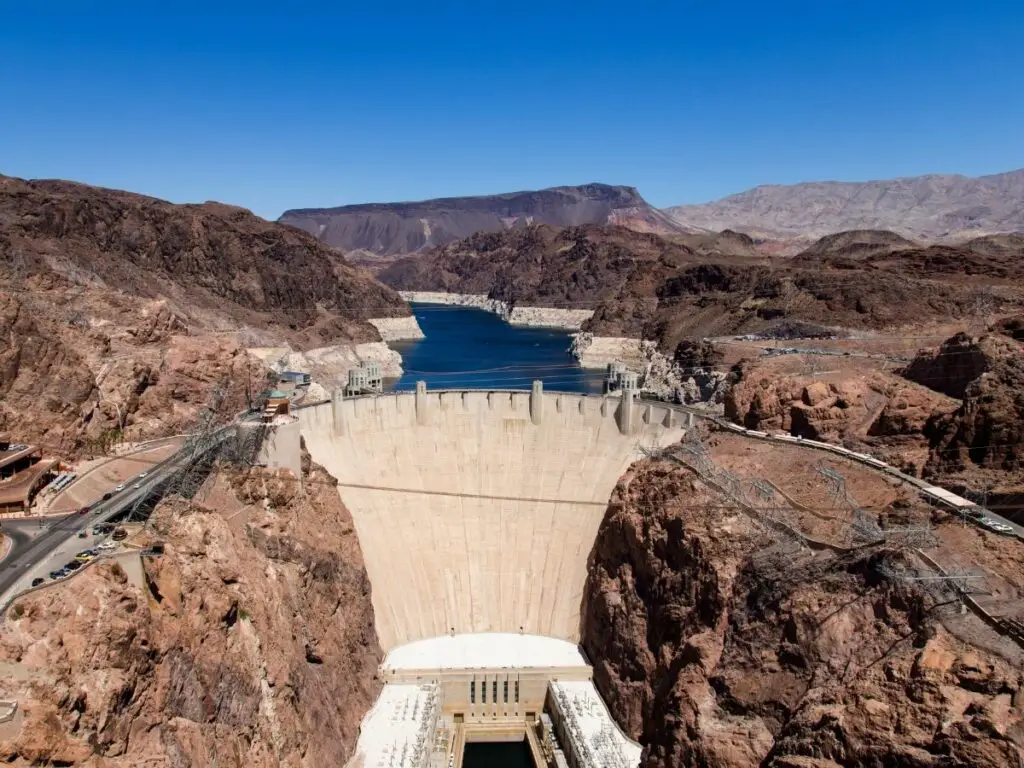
[463,740,535,768]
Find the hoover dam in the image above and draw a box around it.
[294,383,693,766]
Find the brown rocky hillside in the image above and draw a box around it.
[0,175,409,454]
[723,355,959,477]
[0,459,381,766]
[905,319,1024,500]
[380,223,1024,353]
[582,457,1024,767]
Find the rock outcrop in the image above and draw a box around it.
[902,332,995,398]
[0,458,381,766]
[582,459,1024,767]
[723,358,958,474]
[917,319,1024,495]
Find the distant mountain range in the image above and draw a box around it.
[278,183,690,256]
[664,169,1024,241]
[281,170,1024,256]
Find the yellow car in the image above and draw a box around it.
[75,553,94,563]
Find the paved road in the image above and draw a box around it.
[45,438,183,514]
[646,394,1024,541]
[0,444,198,607]
[0,422,247,610]
[0,514,83,599]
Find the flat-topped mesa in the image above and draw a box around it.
[279,183,688,254]
[297,385,691,651]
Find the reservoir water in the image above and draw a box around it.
[389,303,604,393]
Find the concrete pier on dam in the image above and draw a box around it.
[296,383,691,652]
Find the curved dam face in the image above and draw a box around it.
[297,387,688,651]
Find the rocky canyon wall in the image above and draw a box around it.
[581,458,1024,767]
[0,457,381,767]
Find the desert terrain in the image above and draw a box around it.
[584,431,1024,766]
[0,175,411,456]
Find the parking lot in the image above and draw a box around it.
[2,524,126,599]
[45,439,183,514]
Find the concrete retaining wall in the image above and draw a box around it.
[368,316,426,341]
[398,292,594,330]
[298,389,687,650]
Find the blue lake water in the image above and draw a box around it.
[389,303,604,393]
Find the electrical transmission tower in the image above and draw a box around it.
[718,469,747,505]
[751,479,775,504]
[815,462,884,544]
[124,379,269,526]
[815,461,936,548]
[876,558,986,615]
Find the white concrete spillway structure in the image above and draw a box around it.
[298,383,689,650]
[354,634,624,767]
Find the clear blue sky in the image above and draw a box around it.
[2,1,1022,219]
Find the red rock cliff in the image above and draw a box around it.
[581,459,1024,767]
[0,458,381,766]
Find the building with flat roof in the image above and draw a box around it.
[279,370,311,386]
[352,633,641,768]
[262,390,292,422]
[0,440,59,513]
[602,362,638,395]
[0,444,42,480]
[345,361,383,396]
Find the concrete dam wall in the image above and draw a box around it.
[297,386,688,651]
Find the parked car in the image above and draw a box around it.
[49,570,63,580]
[97,542,117,552]
[31,577,44,587]
[102,492,112,501]
[75,554,94,563]
[79,505,89,515]
[65,560,82,571]
[78,531,88,539]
